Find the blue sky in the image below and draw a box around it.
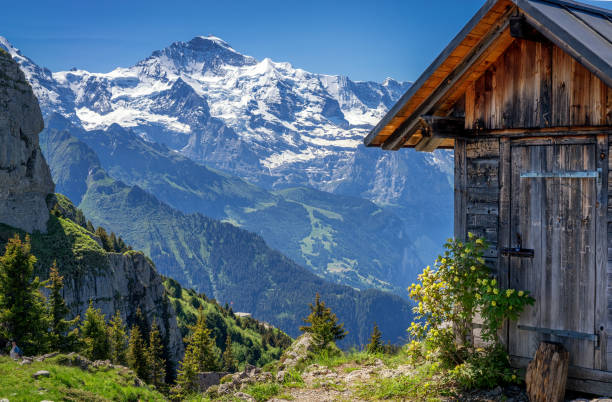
[2,0,611,82]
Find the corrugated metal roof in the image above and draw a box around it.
[364,0,612,150]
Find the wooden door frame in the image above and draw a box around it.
[498,135,608,371]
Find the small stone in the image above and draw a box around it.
[32,370,50,379]
[276,370,286,383]
[234,392,256,402]
[218,382,233,395]
[488,386,502,396]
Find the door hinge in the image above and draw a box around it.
[518,325,598,342]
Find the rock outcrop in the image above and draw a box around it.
[0,49,183,364]
[0,49,53,232]
[60,251,184,364]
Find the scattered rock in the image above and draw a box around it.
[20,358,32,365]
[32,370,50,379]
[35,352,59,362]
[276,370,286,383]
[234,391,256,402]
[278,333,316,370]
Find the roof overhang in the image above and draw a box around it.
[364,0,612,152]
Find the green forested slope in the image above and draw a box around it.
[38,117,414,345]
[78,166,413,346]
[40,114,422,295]
[164,277,292,369]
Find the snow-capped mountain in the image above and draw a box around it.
[0,35,453,264]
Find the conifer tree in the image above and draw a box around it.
[0,235,48,354]
[74,209,87,228]
[117,237,128,253]
[222,333,237,372]
[45,261,79,352]
[127,324,150,382]
[80,301,109,360]
[110,232,119,252]
[108,311,128,365]
[133,307,149,341]
[147,320,166,388]
[86,221,95,233]
[176,308,219,394]
[299,293,347,350]
[95,227,112,251]
[366,323,383,354]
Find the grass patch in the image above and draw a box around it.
[282,369,305,388]
[243,382,281,402]
[355,362,455,401]
[0,355,165,401]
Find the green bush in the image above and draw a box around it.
[450,344,518,389]
[407,234,534,388]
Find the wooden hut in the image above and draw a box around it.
[365,0,612,393]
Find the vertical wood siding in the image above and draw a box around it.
[455,138,501,274]
[606,137,612,369]
[465,40,612,130]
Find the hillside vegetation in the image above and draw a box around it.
[40,114,422,295]
[0,355,165,402]
[38,122,414,346]
[164,277,292,369]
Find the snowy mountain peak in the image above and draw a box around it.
[0,36,18,56]
[193,35,234,50]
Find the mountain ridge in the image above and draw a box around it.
[1,34,453,298]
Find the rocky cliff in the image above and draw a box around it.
[0,49,54,232]
[0,49,184,364]
[61,250,184,364]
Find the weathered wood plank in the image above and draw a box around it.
[498,137,511,348]
[455,139,467,241]
[508,139,598,369]
[463,40,609,132]
[595,135,608,371]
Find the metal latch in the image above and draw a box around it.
[502,233,534,258]
[501,248,535,258]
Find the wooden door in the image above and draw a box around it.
[507,139,602,369]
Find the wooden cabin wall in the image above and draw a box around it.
[608,138,612,369]
[454,137,500,273]
[465,39,612,131]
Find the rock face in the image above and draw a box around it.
[60,251,184,364]
[0,49,53,232]
[0,49,184,364]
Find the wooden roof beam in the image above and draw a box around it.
[509,15,548,43]
[419,115,467,138]
[381,6,515,151]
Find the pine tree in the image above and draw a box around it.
[110,232,119,252]
[127,324,149,382]
[79,301,110,360]
[0,235,48,355]
[176,308,219,395]
[222,333,237,372]
[45,261,79,352]
[133,307,149,341]
[95,227,112,251]
[147,320,166,388]
[117,237,128,253]
[86,221,95,233]
[299,293,347,350]
[366,323,383,354]
[107,311,128,365]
